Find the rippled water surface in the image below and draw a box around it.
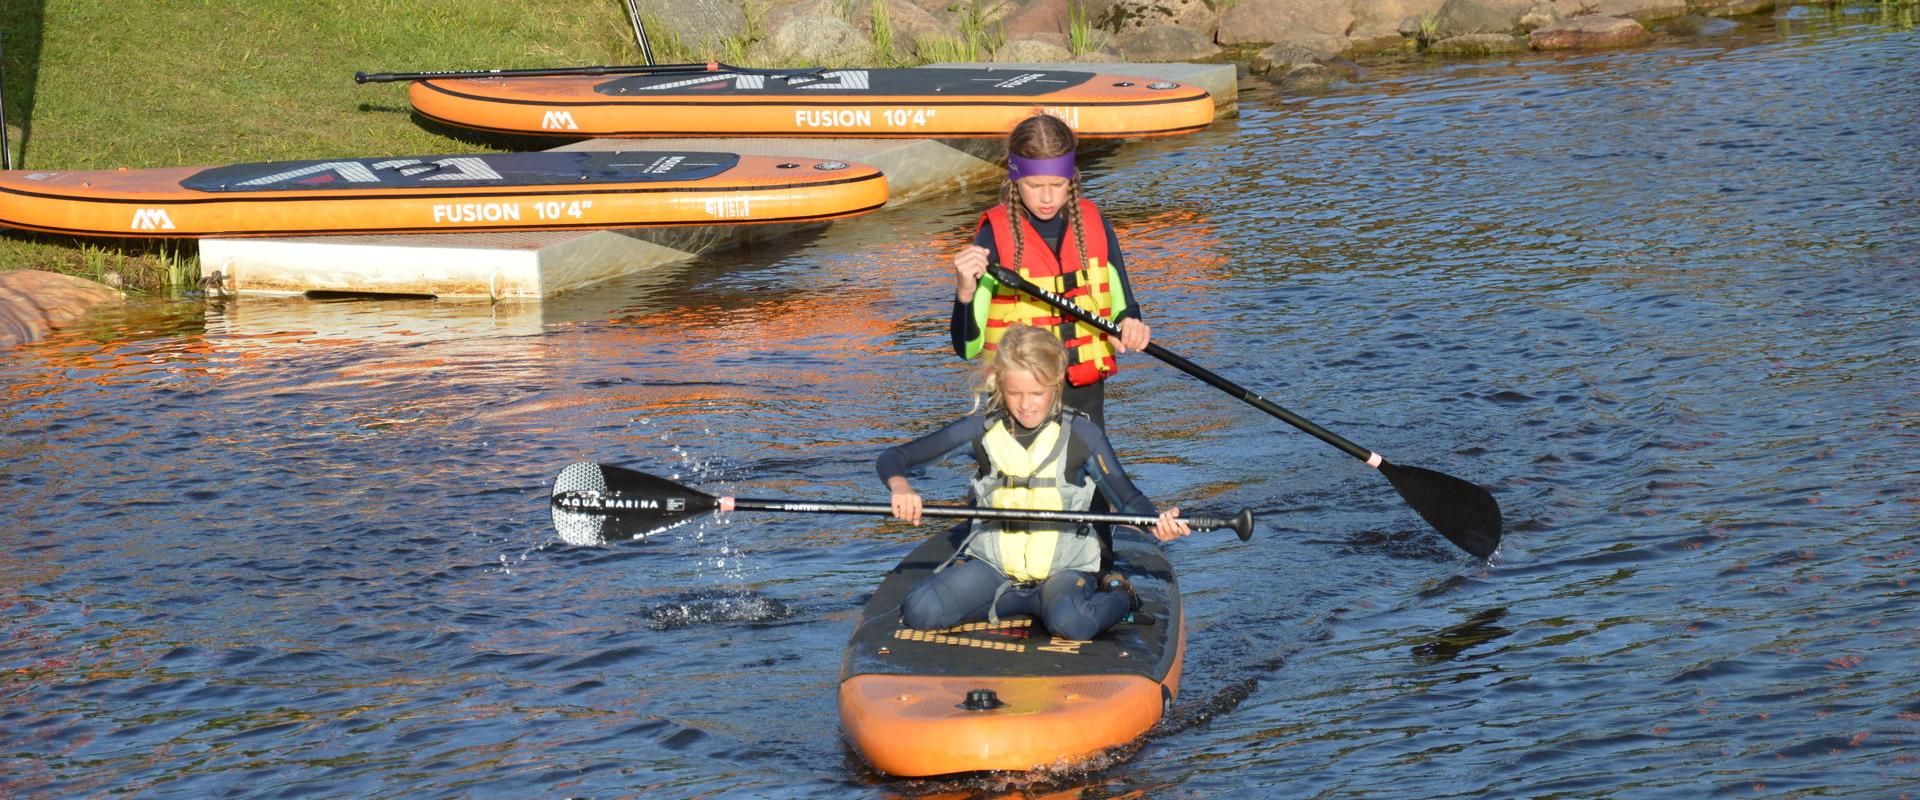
[3,12,1915,799]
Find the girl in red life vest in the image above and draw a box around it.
[950,113,1151,430]
[879,325,1189,641]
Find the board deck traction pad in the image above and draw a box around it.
[841,523,1179,687]
[411,67,1214,138]
[179,151,745,192]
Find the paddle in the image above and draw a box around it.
[550,462,1256,541]
[623,0,657,66]
[353,62,822,84]
[983,264,1502,560]
[1,32,11,170]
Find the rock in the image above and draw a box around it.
[1529,14,1652,49]
[1517,0,1561,31]
[994,36,1076,61]
[1269,62,1341,93]
[1249,42,1321,75]
[1101,0,1218,37]
[1216,0,1353,53]
[629,0,749,55]
[1430,32,1529,54]
[1663,13,1738,35]
[1000,0,1077,39]
[767,0,961,58]
[1688,0,1773,16]
[1428,0,1538,38]
[1351,0,1446,50]
[1553,0,1687,22]
[0,270,123,350]
[1111,23,1221,60]
[751,15,878,65]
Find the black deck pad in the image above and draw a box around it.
[597,68,1100,98]
[840,523,1180,683]
[180,151,743,193]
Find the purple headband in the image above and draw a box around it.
[1008,152,1076,181]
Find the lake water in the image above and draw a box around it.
[2,9,1915,798]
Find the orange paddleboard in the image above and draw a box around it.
[409,67,1214,139]
[0,151,886,238]
[839,524,1184,776]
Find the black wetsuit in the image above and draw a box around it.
[949,210,1142,429]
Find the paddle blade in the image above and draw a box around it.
[1378,462,1503,560]
[549,462,718,543]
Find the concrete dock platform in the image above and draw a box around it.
[198,62,1237,301]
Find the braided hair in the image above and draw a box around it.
[1000,114,1087,276]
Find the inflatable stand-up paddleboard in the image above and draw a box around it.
[400,66,1213,139]
[839,524,1183,776]
[0,151,886,238]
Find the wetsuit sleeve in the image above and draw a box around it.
[1072,416,1158,518]
[1104,216,1142,323]
[877,414,987,484]
[950,225,1001,359]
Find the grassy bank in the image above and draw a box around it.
[0,0,652,291]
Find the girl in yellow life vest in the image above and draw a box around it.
[951,113,1153,430]
[878,325,1190,641]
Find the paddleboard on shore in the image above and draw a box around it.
[406,66,1214,139]
[838,523,1183,776]
[0,151,887,238]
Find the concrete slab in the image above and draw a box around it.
[200,62,1236,301]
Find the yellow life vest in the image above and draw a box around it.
[967,415,1098,582]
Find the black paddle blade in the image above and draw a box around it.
[1378,461,1503,560]
[549,462,719,544]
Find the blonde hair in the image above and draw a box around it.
[1001,114,1089,279]
[973,324,1067,418]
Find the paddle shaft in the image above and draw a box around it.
[0,32,10,170]
[985,265,1377,465]
[623,0,657,65]
[355,62,741,83]
[729,497,1243,534]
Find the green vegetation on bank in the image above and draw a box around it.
[0,0,646,291]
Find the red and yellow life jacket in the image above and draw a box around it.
[965,200,1131,387]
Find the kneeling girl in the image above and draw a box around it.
[876,325,1190,642]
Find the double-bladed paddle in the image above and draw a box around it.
[983,264,1503,560]
[549,462,1255,543]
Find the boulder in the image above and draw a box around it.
[1269,62,1341,92]
[1101,0,1218,37]
[629,0,749,54]
[1249,42,1322,74]
[1662,13,1738,35]
[1430,32,1529,54]
[1517,0,1561,30]
[1351,0,1447,49]
[1553,0,1687,22]
[1427,0,1538,38]
[1216,0,1353,53]
[1111,23,1222,60]
[751,15,879,65]
[1529,14,1652,48]
[994,36,1076,61]
[766,0,962,58]
[1687,0,1773,16]
[0,270,122,350]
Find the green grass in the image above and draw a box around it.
[0,0,646,291]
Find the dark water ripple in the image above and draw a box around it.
[4,12,1918,799]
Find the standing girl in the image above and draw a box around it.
[878,325,1189,642]
[950,113,1151,430]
